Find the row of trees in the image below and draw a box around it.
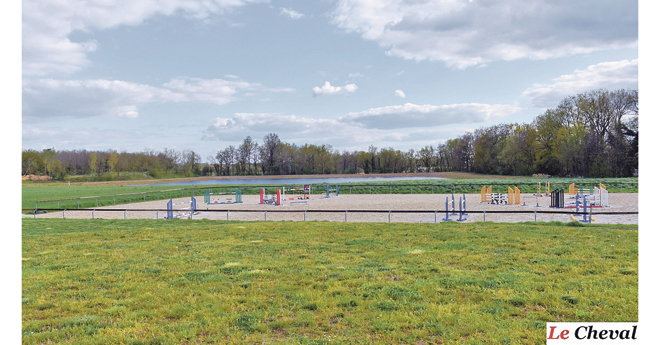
[22,89,638,180]
[212,89,638,178]
[22,148,203,179]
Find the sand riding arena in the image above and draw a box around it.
[26,192,639,224]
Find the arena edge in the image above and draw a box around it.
[547,323,638,344]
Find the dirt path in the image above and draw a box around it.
[24,193,638,225]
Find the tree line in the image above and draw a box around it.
[22,88,638,180]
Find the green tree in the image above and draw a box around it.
[498,124,537,176]
[90,152,98,175]
[418,145,434,171]
[473,124,510,175]
[22,150,44,176]
[261,133,282,175]
[108,150,118,174]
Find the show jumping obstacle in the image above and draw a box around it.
[564,184,608,208]
[326,184,339,198]
[204,188,243,204]
[550,188,564,208]
[282,185,311,201]
[534,182,550,197]
[260,188,281,206]
[442,194,468,222]
[569,194,596,223]
[166,196,197,219]
[481,186,520,205]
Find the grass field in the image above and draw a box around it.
[22,219,638,344]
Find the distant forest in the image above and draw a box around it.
[22,88,638,180]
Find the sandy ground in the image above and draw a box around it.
[24,192,638,225]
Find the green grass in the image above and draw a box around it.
[22,219,638,344]
[21,185,193,211]
[23,177,638,212]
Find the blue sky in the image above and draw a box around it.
[21,0,639,161]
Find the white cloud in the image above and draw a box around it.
[204,112,425,147]
[523,59,638,108]
[331,0,637,68]
[22,125,147,149]
[394,89,405,98]
[22,77,261,119]
[339,103,522,129]
[280,7,304,19]
[204,102,522,144]
[203,113,353,142]
[163,78,256,104]
[22,0,266,76]
[312,81,358,96]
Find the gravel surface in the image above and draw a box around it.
[25,192,638,225]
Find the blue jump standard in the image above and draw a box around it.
[443,194,468,222]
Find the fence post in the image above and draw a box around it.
[93,209,95,219]
[265,210,267,221]
[434,211,437,223]
[483,211,486,222]
[227,211,229,221]
[345,211,347,222]
[304,211,306,221]
[388,211,391,223]
[63,209,65,219]
[124,210,126,220]
[534,211,537,222]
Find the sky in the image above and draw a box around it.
[21,0,638,162]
